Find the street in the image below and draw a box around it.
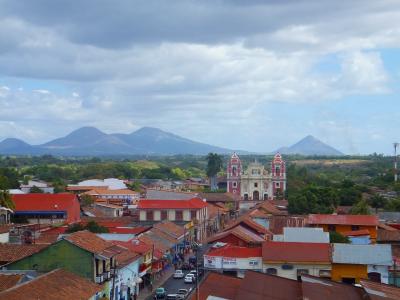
[146,244,211,300]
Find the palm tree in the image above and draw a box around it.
[0,190,15,210]
[206,153,223,191]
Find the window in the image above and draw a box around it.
[319,270,331,278]
[232,166,237,176]
[275,182,280,188]
[190,210,197,220]
[266,268,277,275]
[254,182,258,188]
[297,269,309,280]
[233,181,237,188]
[328,225,336,231]
[244,194,249,201]
[249,260,259,266]
[351,225,360,231]
[176,210,183,221]
[161,210,168,220]
[146,211,153,221]
[275,166,281,176]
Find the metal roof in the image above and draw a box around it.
[332,244,392,266]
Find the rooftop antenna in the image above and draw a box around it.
[395,142,399,182]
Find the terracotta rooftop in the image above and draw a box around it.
[225,216,271,235]
[262,241,331,263]
[206,245,262,258]
[189,272,242,300]
[153,221,185,239]
[0,274,23,292]
[208,225,266,244]
[198,192,238,203]
[35,233,60,245]
[137,198,207,209]
[207,203,229,219]
[112,239,152,255]
[342,229,371,237]
[64,230,114,255]
[308,214,379,226]
[0,244,47,265]
[0,269,102,300]
[84,188,139,196]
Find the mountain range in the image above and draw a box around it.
[0,127,344,156]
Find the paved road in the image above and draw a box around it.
[147,244,211,300]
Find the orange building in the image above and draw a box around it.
[308,214,379,243]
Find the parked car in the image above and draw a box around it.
[177,288,191,299]
[166,294,179,300]
[184,274,195,283]
[189,269,202,277]
[155,287,167,299]
[173,270,184,279]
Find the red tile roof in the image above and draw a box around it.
[262,241,331,263]
[11,193,81,224]
[0,269,102,300]
[343,229,371,237]
[208,225,266,244]
[225,217,271,235]
[107,226,151,235]
[137,198,207,209]
[0,244,48,265]
[113,239,152,255]
[64,230,114,255]
[0,274,23,292]
[308,214,379,226]
[153,221,185,239]
[268,216,307,235]
[206,245,262,258]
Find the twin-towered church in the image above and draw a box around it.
[227,153,286,201]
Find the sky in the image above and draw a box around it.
[0,0,399,155]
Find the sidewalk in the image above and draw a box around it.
[139,266,175,300]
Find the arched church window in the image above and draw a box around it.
[232,166,237,176]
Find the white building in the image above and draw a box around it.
[20,180,54,194]
[204,244,262,278]
[273,227,329,243]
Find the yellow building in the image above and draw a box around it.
[308,214,378,243]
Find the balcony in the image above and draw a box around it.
[95,274,103,284]
[103,271,111,280]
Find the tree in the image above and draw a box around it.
[350,199,370,215]
[329,231,350,243]
[29,186,43,193]
[206,153,223,191]
[66,221,109,233]
[79,194,94,207]
[369,194,387,213]
[0,190,15,210]
[385,198,400,212]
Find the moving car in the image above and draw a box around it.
[184,274,195,283]
[155,287,167,299]
[177,288,191,299]
[166,294,179,300]
[173,270,184,279]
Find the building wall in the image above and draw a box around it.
[7,240,94,280]
[0,232,9,243]
[331,264,367,283]
[204,255,262,271]
[262,262,332,280]
[113,259,141,300]
[367,265,389,284]
[154,210,161,221]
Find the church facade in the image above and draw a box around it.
[227,153,286,201]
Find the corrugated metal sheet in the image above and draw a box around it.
[282,227,329,243]
[332,244,392,265]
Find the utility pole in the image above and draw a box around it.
[395,143,399,182]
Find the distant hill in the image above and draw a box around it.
[0,126,238,156]
[276,135,344,156]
